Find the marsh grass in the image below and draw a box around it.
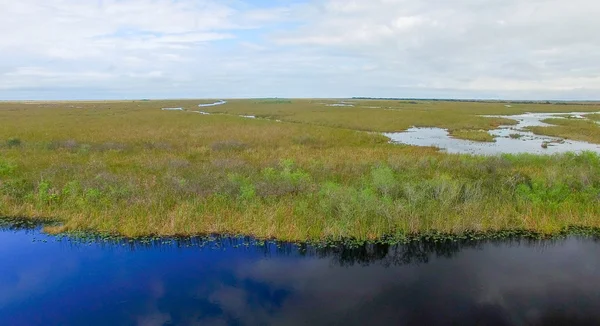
[210,140,249,152]
[1,100,599,241]
[6,137,22,148]
[528,118,600,144]
[449,129,495,142]
[585,113,600,122]
[197,99,600,141]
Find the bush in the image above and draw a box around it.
[371,165,398,197]
[256,159,311,198]
[0,160,16,176]
[516,181,572,205]
[36,180,59,205]
[220,173,255,201]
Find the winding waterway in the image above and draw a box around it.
[198,100,227,107]
[385,111,600,155]
[1,225,599,325]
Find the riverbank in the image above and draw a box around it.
[1,100,600,241]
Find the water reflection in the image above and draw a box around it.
[1,226,599,325]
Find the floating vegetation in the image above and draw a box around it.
[2,217,600,253]
[0,217,60,231]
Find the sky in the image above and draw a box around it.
[1,0,599,100]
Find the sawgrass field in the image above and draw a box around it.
[1,99,600,241]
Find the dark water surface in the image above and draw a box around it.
[1,228,600,326]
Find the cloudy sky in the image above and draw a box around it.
[1,0,599,100]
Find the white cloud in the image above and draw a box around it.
[1,0,599,99]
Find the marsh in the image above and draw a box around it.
[1,99,600,240]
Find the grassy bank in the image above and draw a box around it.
[528,118,600,144]
[585,113,600,121]
[1,100,600,241]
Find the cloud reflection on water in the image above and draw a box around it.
[0,229,599,325]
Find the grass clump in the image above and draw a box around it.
[0,159,17,176]
[255,160,312,198]
[509,133,522,139]
[210,140,249,152]
[6,137,22,148]
[449,129,495,142]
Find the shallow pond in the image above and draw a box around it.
[1,226,600,325]
[385,111,600,155]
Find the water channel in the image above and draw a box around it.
[1,224,599,325]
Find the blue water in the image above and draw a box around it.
[1,227,600,325]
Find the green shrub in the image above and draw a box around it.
[84,188,103,203]
[371,165,398,197]
[516,181,572,205]
[222,173,255,201]
[256,160,311,197]
[0,160,16,176]
[61,181,81,198]
[36,180,59,205]
[240,183,256,201]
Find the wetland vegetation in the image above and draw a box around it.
[1,99,600,241]
[528,118,600,144]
